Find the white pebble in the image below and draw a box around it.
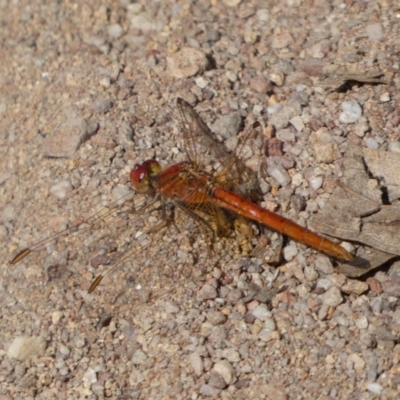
[291,172,304,187]
[388,142,400,153]
[253,104,263,115]
[52,310,63,324]
[8,336,47,360]
[263,317,276,332]
[320,286,343,307]
[267,162,291,187]
[82,367,97,388]
[380,92,390,102]
[308,175,323,191]
[256,8,270,22]
[107,23,124,39]
[189,352,203,376]
[339,100,362,124]
[59,345,70,356]
[99,76,111,88]
[221,348,241,363]
[251,304,271,319]
[50,180,72,200]
[367,383,383,395]
[355,316,368,329]
[289,115,305,132]
[283,244,298,261]
[366,137,379,149]
[195,77,209,89]
[212,360,235,385]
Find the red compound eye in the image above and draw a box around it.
[130,163,147,190]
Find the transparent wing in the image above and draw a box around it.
[7,180,221,311]
[7,190,158,293]
[177,97,260,195]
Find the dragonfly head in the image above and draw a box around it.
[130,160,162,193]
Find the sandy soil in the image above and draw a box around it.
[1,0,399,399]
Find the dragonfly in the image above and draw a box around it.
[10,98,354,296]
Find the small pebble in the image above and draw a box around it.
[314,256,334,274]
[212,360,236,385]
[212,113,242,139]
[50,180,72,200]
[98,75,111,88]
[195,76,209,89]
[250,76,271,93]
[311,128,338,163]
[354,121,369,137]
[7,336,47,360]
[200,283,218,300]
[355,316,368,330]
[291,172,304,187]
[263,318,276,332]
[59,367,69,376]
[221,348,241,363]
[82,368,97,388]
[283,244,298,261]
[347,353,365,373]
[199,384,222,397]
[388,142,400,153]
[304,265,319,281]
[251,304,271,319]
[59,345,70,356]
[269,71,285,87]
[367,383,383,395]
[167,47,208,78]
[289,116,304,132]
[267,159,291,187]
[107,23,124,39]
[52,310,63,324]
[339,100,362,124]
[320,286,343,307]
[189,352,203,376]
[208,372,227,389]
[132,349,148,365]
[342,280,368,296]
[308,175,323,191]
[365,137,379,149]
[207,310,226,325]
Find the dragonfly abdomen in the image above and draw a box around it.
[212,187,354,261]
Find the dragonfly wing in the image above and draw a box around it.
[177,97,259,196]
[177,97,229,167]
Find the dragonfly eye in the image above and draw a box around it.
[130,160,161,193]
[131,163,148,190]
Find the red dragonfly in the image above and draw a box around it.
[11,98,353,294]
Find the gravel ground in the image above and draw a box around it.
[1,1,400,399]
